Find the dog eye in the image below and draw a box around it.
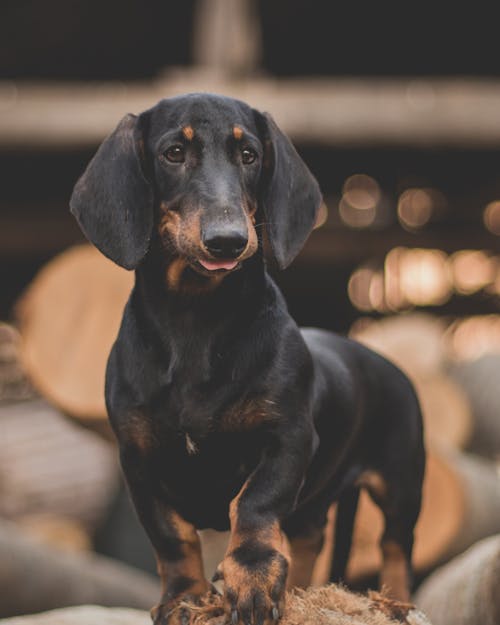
[163,145,185,163]
[241,147,257,165]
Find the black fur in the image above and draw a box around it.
[70,113,154,269]
[70,93,425,625]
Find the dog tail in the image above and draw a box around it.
[329,486,360,584]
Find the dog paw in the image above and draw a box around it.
[150,590,213,625]
[213,545,288,625]
[151,601,191,625]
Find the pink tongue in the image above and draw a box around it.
[199,259,238,271]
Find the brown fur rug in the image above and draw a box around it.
[182,585,431,625]
[0,585,432,625]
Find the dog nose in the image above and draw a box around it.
[203,232,248,258]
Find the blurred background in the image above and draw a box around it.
[1,2,500,624]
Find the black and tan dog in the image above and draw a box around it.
[70,93,425,625]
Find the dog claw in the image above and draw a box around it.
[272,606,280,621]
[209,582,222,596]
[212,569,223,583]
[231,609,239,625]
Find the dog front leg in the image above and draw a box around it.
[214,423,314,625]
[119,446,210,625]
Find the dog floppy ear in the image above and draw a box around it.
[256,112,322,269]
[70,113,153,270]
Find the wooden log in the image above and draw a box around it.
[0,520,159,618]
[448,353,500,458]
[0,323,35,403]
[4,77,500,149]
[17,245,133,422]
[414,534,500,625]
[0,586,432,625]
[0,606,148,625]
[411,375,472,450]
[351,313,448,380]
[16,514,91,553]
[0,400,118,532]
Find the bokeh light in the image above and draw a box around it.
[449,250,496,295]
[397,188,445,230]
[339,174,380,229]
[398,248,451,306]
[483,200,500,235]
[348,267,378,312]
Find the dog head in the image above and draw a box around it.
[70,93,322,283]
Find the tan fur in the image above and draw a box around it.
[212,483,291,622]
[158,195,259,294]
[233,126,243,140]
[182,126,195,141]
[219,397,279,432]
[380,541,410,602]
[226,483,290,556]
[243,204,258,254]
[118,413,155,454]
[159,208,222,293]
[356,470,388,503]
[165,258,188,290]
[158,203,181,243]
[152,511,209,624]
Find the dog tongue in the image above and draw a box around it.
[199,259,238,271]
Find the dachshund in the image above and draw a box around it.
[70,93,425,625]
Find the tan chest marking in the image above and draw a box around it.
[220,398,279,432]
[119,413,155,454]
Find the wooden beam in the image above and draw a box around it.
[3,76,500,149]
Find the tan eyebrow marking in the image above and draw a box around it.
[182,125,194,141]
[233,125,243,140]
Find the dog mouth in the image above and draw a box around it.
[198,259,239,271]
[189,257,241,276]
